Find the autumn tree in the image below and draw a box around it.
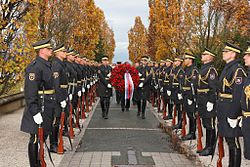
[0,0,37,95]
[128,16,148,63]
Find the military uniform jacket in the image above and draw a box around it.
[52,57,68,117]
[137,65,152,100]
[217,59,246,137]
[162,66,173,100]
[97,65,112,97]
[197,62,218,118]
[240,69,250,159]
[182,64,199,113]
[21,56,55,135]
[151,67,159,92]
[65,61,78,107]
[170,66,185,104]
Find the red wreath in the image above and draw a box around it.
[110,63,140,92]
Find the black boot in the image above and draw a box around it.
[141,100,146,119]
[182,118,196,141]
[137,100,141,117]
[173,105,182,129]
[50,125,59,153]
[28,142,39,167]
[231,148,241,167]
[100,98,105,118]
[167,102,173,119]
[104,98,109,119]
[199,129,211,155]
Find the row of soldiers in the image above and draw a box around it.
[135,42,250,167]
[20,38,112,167]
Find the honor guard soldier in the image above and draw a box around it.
[50,44,68,153]
[136,56,152,119]
[115,61,122,105]
[65,49,78,110]
[241,42,250,160]
[20,38,55,167]
[217,42,246,167]
[197,48,218,156]
[152,61,161,108]
[162,58,174,120]
[97,56,113,119]
[171,57,185,129]
[182,51,199,140]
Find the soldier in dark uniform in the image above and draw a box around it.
[49,44,68,153]
[197,48,218,156]
[162,59,174,120]
[20,38,55,167]
[136,56,152,119]
[217,42,246,166]
[97,56,113,119]
[115,62,122,104]
[241,42,250,160]
[152,61,161,108]
[171,57,185,129]
[182,51,199,140]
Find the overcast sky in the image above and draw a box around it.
[95,0,149,63]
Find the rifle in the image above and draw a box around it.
[69,79,75,139]
[172,104,177,126]
[217,136,224,167]
[191,83,203,152]
[81,80,86,119]
[181,109,187,137]
[38,87,46,167]
[57,106,65,154]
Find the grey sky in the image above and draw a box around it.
[95,0,149,63]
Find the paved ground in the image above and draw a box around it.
[59,96,195,167]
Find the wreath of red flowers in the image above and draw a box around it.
[110,63,139,92]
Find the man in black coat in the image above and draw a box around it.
[50,44,68,153]
[170,57,185,129]
[217,42,246,166]
[136,56,152,119]
[182,51,199,141]
[97,56,113,119]
[20,38,55,167]
[197,48,218,156]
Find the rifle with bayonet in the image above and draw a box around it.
[191,83,203,152]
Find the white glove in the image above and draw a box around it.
[33,112,43,124]
[167,90,171,96]
[90,82,93,86]
[154,85,158,89]
[107,84,112,88]
[93,81,96,84]
[160,87,163,93]
[138,73,142,77]
[177,93,183,100]
[87,84,90,89]
[82,87,85,93]
[139,83,143,88]
[227,117,238,128]
[78,91,82,97]
[107,73,111,77]
[60,100,67,108]
[187,99,193,105]
[206,102,214,112]
[69,94,73,101]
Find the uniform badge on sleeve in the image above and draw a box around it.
[29,73,35,81]
[53,72,59,79]
[210,73,215,80]
[235,77,242,85]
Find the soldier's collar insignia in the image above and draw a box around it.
[235,77,242,85]
[29,73,35,81]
